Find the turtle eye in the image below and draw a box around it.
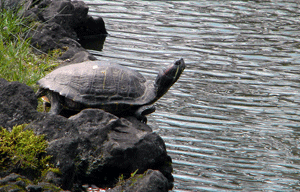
[175,58,184,65]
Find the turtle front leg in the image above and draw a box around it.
[48,92,64,115]
[40,96,51,112]
[135,105,156,123]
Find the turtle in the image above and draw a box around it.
[36,58,185,123]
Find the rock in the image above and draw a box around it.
[28,21,96,62]
[26,113,80,190]
[29,22,72,52]
[109,169,169,192]
[57,37,97,62]
[74,16,108,39]
[78,35,107,52]
[0,78,38,130]
[75,110,173,188]
[27,109,173,191]
[0,173,29,192]
[27,0,107,62]
[26,184,42,192]
[0,173,61,192]
[37,0,88,31]
[97,126,173,186]
[0,0,32,12]
[3,0,107,62]
[60,50,98,66]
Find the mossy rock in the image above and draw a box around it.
[0,173,62,192]
[0,124,59,181]
[110,169,169,192]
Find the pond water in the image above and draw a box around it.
[83,0,300,191]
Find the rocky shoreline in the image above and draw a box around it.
[0,0,173,191]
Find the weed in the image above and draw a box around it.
[131,169,138,177]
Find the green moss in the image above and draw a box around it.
[1,184,24,192]
[0,173,63,192]
[16,176,32,186]
[1,175,33,192]
[38,182,62,191]
[0,124,59,181]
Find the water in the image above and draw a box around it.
[82,0,300,191]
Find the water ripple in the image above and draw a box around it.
[84,0,300,191]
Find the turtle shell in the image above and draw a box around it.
[38,61,155,109]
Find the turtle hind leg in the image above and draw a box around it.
[134,105,156,123]
[48,91,64,115]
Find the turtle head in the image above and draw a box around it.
[154,58,185,99]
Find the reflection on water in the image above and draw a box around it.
[83,0,300,191]
[79,35,107,51]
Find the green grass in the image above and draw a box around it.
[0,6,60,90]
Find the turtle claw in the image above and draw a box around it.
[141,116,147,124]
[135,105,156,123]
[135,114,147,124]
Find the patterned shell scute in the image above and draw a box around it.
[38,61,147,106]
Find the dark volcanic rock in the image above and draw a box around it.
[74,16,108,39]
[109,169,169,192]
[35,0,107,38]
[27,0,106,61]
[26,113,80,189]
[27,109,173,191]
[0,0,32,12]
[30,22,72,52]
[75,110,173,188]
[37,0,88,30]
[61,50,98,65]
[0,78,38,129]
[0,173,61,192]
